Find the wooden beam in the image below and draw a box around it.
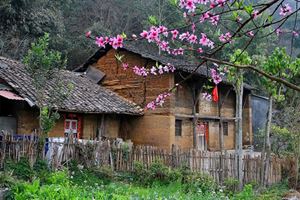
[175,113,236,121]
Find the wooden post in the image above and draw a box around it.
[263,95,273,186]
[234,71,244,189]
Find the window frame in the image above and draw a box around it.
[223,121,229,136]
[175,119,183,137]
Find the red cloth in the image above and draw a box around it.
[212,86,219,102]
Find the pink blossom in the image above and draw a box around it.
[95,36,106,48]
[191,23,196,33]
[210,2,216,8]
[150,66,157,75]
[158,25,168,37]
[140,30,148,38]
[146,92,172,110]
[110,35,123,49]
[159,41,170,52]
[171,30,179,40]
[133,66,148,77]
[219,32,232,43]
[252,10,259,19]
[199,33,208,46]
[247,31,254,37]
[122,63,129,70]
[276,28,282,36]
[186,0,196,12]
[200,11,211,23]
[168,63,176,72]
[146,101,156,110]
[210,68,223,85]
[172,48,184,55]
[199,33,214,49]
[197,48,203,53]
[293,31,299,37]
[188,34,198,44]
[85,31,91,38]
[158,65,164,74]
[215,0,226,7]
[279,4,292,16]
[179,32,190,41]
[202,92,212,101]
[210,15,220,25]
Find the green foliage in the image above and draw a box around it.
[224,177,240,195]
[33,159,51,184]
[2,165,290,200]
[183,172,217,193]
[0,171,15,188]
[261,48,300,100]
[23,33,66,90]
[270,125,299,156]
[133,160,181,186]
[225,49,252,88]
[148,15,158,25]
[23,33,70,136]
[4,158,34,181]
[40,107,60,134]
[232,184,255,200]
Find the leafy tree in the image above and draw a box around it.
[23,33,70,137]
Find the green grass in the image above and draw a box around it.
[0,159,290,200]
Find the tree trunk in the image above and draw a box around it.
[263,95,273,186]
[235,71,244,189]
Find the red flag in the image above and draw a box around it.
[212,86,219,102]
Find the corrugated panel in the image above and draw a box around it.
[0,90,24,100]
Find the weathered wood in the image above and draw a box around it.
[0,136,283,186]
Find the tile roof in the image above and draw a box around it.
[0,56,143,115]
[77,42,253,90]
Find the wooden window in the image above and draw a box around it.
[175,119,182,136]
[64,119,78,135]
[223,122,229,136]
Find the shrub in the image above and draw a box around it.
[232,184,255,200]
[33,159,50,184]
[0,171,15,188]
[224,177,239,195]
[92,165,114,184]
[4,158,34,181]
[183,172,217,193]
[133,160,182,186]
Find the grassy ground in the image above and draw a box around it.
[0,159,290,200]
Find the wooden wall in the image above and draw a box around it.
[172,78,252,151]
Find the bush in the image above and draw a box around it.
[0,171,15,188]
[224,177,240,195]
[33,159,50,184]
[92,165,114,184]
[133,160,182,186]
[232,184,255,200]
[183,172,217,193]
[4,158,34,181]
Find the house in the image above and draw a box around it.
[0,56,142,139]
[75,42,253,151]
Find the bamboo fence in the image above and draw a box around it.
[0,135,282,186]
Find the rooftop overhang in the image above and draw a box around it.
[0,90,24,101]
